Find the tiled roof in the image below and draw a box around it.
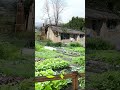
[86,8,120,19]
[51,26,85,34]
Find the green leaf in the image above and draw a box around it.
[46,75,55,78]
[44,85,52,90]
[60,74,64,79]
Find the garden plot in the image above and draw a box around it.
[35,42,85,90]
[86,50,120,89]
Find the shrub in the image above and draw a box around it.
[35,42,43,51]
[54,42,62,47]
[69,42,82,47]
[86,38,115,50]
[45,40,54,46]
[35,58,69,71]
[46,41,62,47]
[87,71,120,90]
[0,42,19,59]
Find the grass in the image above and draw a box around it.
[86,50,120,89]
[35,41,85,89]
[86,50,120,65]
[0,33,34,77]
[0,55,34,77]
[86,71,120,90]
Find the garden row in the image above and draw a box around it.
[86,38,120,89]
[35,41,85,90]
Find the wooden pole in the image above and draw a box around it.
[35,72,85,90]
[72,71,78,90]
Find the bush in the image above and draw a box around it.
[87,71,120,90]
[35,42,43,51]
[35,58,69,71]
[54,42,62,47]
[0,42,19,59]
[86,38,115,50]
[46,41,62,47]
[69,42,82,47]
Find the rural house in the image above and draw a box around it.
[15,0,34,32]
[86,8,120,37]
[86,8,120,49]
[40,25,85,43]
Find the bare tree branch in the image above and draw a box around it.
[51,0,65,26]
[43,0,52,25]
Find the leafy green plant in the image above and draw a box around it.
[86,50,120,65]
[35,80,68,90]
[0,42,19,59]
[35,42,44,51]
[86,38,115,50]
[35,40,85,90]
[46,42,63,47]
[35,69,69,90]
[79,77,85,89]
[69,42,82,47]
[0,78,34,90]
[87,71,120,90]
[35,58,69,71]
[35,50,62,59]
[72,56,85,66]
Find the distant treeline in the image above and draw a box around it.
[62,17,85,31]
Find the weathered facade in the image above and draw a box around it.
[15,0,25,32]
[15,0,34,32]
[0,1,16,32]
[27,3,34,32]
[86,8,120,49]
[41,25,85,43]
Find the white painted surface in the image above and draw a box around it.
[44,46,56,51]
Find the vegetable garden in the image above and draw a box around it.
[86,38,120,90]
[35,41,85,90]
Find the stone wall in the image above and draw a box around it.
[100,22,120,49]
[47,27,61,42]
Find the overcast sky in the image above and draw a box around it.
[35,0,85,26]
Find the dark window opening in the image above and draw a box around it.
[92,20,97,31]
[61,33,70,40]
[107,20,117,29]
[80,34,84,38]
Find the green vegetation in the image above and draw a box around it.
[87,71,120,90]
[0,33,34,89]
[35,69,69,90]
[63,17,84,31]
[0,78,34,90]
[69,42,82,47]
[36,59,69,71]
[86,50,120,65]
[86,38,120,89]
[0,41,34,77]
[35,41,85,90]
[0,42,19,59]
[72,56,85,66]
[46,41,63,47]
[86,38,115,50]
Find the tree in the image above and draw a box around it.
[51,0,65,26]
[63,17,85,31]
[43,0,65,26]
[43,0,52,25]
